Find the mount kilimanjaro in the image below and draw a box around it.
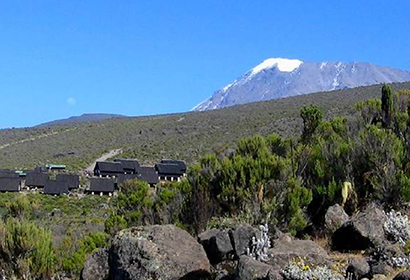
[193,58,410,111]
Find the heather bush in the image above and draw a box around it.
[0,218,55,279]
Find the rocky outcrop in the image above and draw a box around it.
[81,225,211,280]
[81,249,110,280]
[199,229,234,264]
[237,256,282,280]
[394,270,410,280]
[332,203,387,251]
[325,204,349,233]
[266,239,329,270]
[109,225,211,280]
[229,224,259,258]
[346,258,370,280]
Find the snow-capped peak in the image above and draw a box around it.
[250,58,303,75]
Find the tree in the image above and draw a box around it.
[381,84,393,128]
[300,105,323,143]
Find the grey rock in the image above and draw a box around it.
[199,228,234,264]
[266,239,329,270]
[394,270,410,280]
[194,59,410,111]
[371,263,394,276]
[109,224,211,280]
[229,224,259,258]
[325,204,349,233]
[81,248,109,280]
[237,255,282,280]
[332,203,387,251]
[346,258,370,280]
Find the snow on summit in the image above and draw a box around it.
[193,59,410,111]
[250,58,303,75]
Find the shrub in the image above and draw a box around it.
[5,196,32,219]
[62,231,108,275]
[0,218,55,279]
[104,214,127,236]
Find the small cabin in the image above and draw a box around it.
[161,159,187,175]
[89,178,115,196]
[0,178,21,192]
[114,159,140,174]
[25,172,49,190]
[155,163,185,182]
[138,166,159,186]
[43,180,69,196]
[56,174,80,190]
[94,162,124,177]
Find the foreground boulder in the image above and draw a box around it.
[237,256,282,280]
[332,203,387,251]
[229,224,259,258]
[267,239,329,270]
[346,258,370,280]
[109,225,211,280]
[394,270,410,280]
[199,228,234,264]
[325,204,349,233]
[81,248,110,280]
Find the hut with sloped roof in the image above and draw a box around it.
[89,178,115,196]
[155,163,184,182]
[43,180,69,196]
[94,162,124,177]
[56,174,80,190]
[25,173,48,189]
[114,159,140,174]
[0,178,21,192]
[160,159,187,174]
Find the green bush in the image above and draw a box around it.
[104,214,127,236]
[0,218,55,279]
[61,231,108,275]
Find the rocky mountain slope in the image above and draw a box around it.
[193,58,410,111]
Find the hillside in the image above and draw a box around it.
[37,113,126,127]
[194,58,410,111]
[0,82,410,170]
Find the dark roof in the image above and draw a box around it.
[0,170,19,178]
[95,162,124,173]
[138,166,159,184]
[155,163,184,176]
[90,178,115,193]
[114,159,140,172]
[25,173,48,187]
[117,174,139,185]
[0,178,20,192]
[44,180,69,195]
[56,174,80,189]
[161,159,187,172]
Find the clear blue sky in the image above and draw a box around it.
[0,0,409,128]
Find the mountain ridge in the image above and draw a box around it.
[193,58,410,111]
[36,113,126,127]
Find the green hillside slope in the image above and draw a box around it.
[1,82,409,170]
